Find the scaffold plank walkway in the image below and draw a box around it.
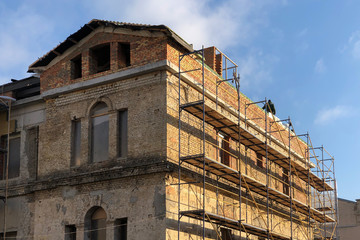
[180,209,291,240]
[180,101,333,192]
[180,154,335,223]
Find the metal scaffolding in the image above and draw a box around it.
[0,95,16,240]
[177,47,337,240]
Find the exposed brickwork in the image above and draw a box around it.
[40,32,168,92]
[0,23,328,240]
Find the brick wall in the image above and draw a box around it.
[40,32,168,92]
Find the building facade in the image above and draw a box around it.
[0,19,337,239]
[337,198,360,240]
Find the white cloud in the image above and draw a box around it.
[83,0,281,50]
[314,105,354,125]
[314,58,326,73]
[0,0,285,85]
[239,50,279,94]
[81,0,284,96]
[342,30,360,59]
[297,28,308,37]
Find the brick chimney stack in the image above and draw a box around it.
[204,47,222,76]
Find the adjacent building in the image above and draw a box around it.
[0,19,337,239]
[337,198,360,240]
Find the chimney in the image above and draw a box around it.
[203,47,216,70]
[203,47,223,76]
[216,53,223,76]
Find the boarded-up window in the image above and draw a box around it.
[26,127,39,179]
[71,120,81,166]
[118,110,128,158]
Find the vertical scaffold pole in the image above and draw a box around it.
[306,132,311,240]
[289,116,293,240]
[237,74,242,240]
[322,146,326,239]
[265,97,270,239]
[201,47,206,240]
[178,52,182,240]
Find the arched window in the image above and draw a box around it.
[85,207,107,240]
[90,102,109,162]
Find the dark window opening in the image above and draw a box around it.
[118,110,128,158]
[91,102,109,162]
[114,218,127,240]
[0,136,20,180]
[0,231,17,239]
[283,168,290,195]
[90,44,110,74]
[65,225,76,240]
[71,55,82,79]
[71,120,81,166]
[256,152,264,168]
[220,228,232,240]
[219,134,230,166]
[118,43,130,68]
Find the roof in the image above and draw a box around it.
[338,198,356,203]
[28,19,193,72]
[0,76,40,100]
[1,76,40,92]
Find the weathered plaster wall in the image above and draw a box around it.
[33,173,166,240]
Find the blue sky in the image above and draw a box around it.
[0,0,359,201]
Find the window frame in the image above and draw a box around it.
[71,119,81,167]
[118,109,128,158]
[65,224,77,240]
[0,134,21,180]
[70,54,82,79]
[114,217,127,240]
[90,44,111,74]
[90,102,110,163]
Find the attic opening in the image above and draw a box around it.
[90,44,110,74]
[71,54,82,79]
[118,43,130,68]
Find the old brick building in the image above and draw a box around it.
[0,19,337,239]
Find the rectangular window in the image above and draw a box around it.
[0,136,20,179]
[26,127,39,179]
[90,44,110,74]
[0,136,6,180]
[256,152,264,168]
[71,120,81,166]
[118,43,130,68]
[219,133,230,166]
[118,110,128,158]
[220,228,231,240]
[0,231,17,239]
[65,225,76,240]
[71,54,82,79]
[283,168,290,195]
[114,218,127,240]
